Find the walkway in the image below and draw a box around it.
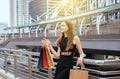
[0,76,4,79]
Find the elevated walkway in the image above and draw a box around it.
[0,69,20,79]
[0,48,120,79]
[0,76,4,79]
[1,34,120,53]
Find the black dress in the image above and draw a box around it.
[54,37,76,79]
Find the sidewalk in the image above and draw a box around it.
[0,76,4,79]
[0,69,20,79]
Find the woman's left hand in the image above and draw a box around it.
[76,57,83,66]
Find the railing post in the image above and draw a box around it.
[28,55,32,79]
[4,53,8,73]
[48,68,52,79]
[14,55,18,78]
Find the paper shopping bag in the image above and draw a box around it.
[38,46,54,69]
[43,47,49,68]
[69,69,88,79]
[46,47,55,69]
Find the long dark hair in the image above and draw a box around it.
[56,20,74,51]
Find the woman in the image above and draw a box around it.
[44,20,86,79]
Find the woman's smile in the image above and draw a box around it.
[60,22,68,33]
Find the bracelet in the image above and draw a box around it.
[79,54,86,59]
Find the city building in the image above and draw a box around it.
[29,0,47,21]
[0,23,8,34]
[10,0,30,27]
[0,23,8,43]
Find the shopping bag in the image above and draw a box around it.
[38,45,54,69]
[46,47,55,68]
[37,47,43,69]
[69,65,88,79]
[43,47,49,68]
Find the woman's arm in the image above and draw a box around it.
[44,39,60,59]
[49,45,60,59]
[73,35,86,65]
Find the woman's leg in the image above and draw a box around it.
[55,68,70,79]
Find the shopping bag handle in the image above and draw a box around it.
[74,64,85,70]
[80,64,85,69]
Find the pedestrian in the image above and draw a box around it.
[44,20,86,79]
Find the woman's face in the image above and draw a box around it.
[60,22,68,33]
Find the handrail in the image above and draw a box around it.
[0,48,53,79]
[1,25,120,39]
[0,48,120,79]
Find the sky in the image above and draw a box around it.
[0,0,10,26]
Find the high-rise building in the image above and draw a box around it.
[10,0,30,27]
[0,23,8,34]
[29,0,47,21]
[10,0,16,27]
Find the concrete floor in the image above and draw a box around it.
[0,76,4,79]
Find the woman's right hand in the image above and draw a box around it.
[42,39,51,47]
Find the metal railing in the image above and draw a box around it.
[0,48,53,79]
[1,25,120,40]
[0,48,120,79]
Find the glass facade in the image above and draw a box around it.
[29,0,47,21]
[10,0,30,26]
[16,0,30,25]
